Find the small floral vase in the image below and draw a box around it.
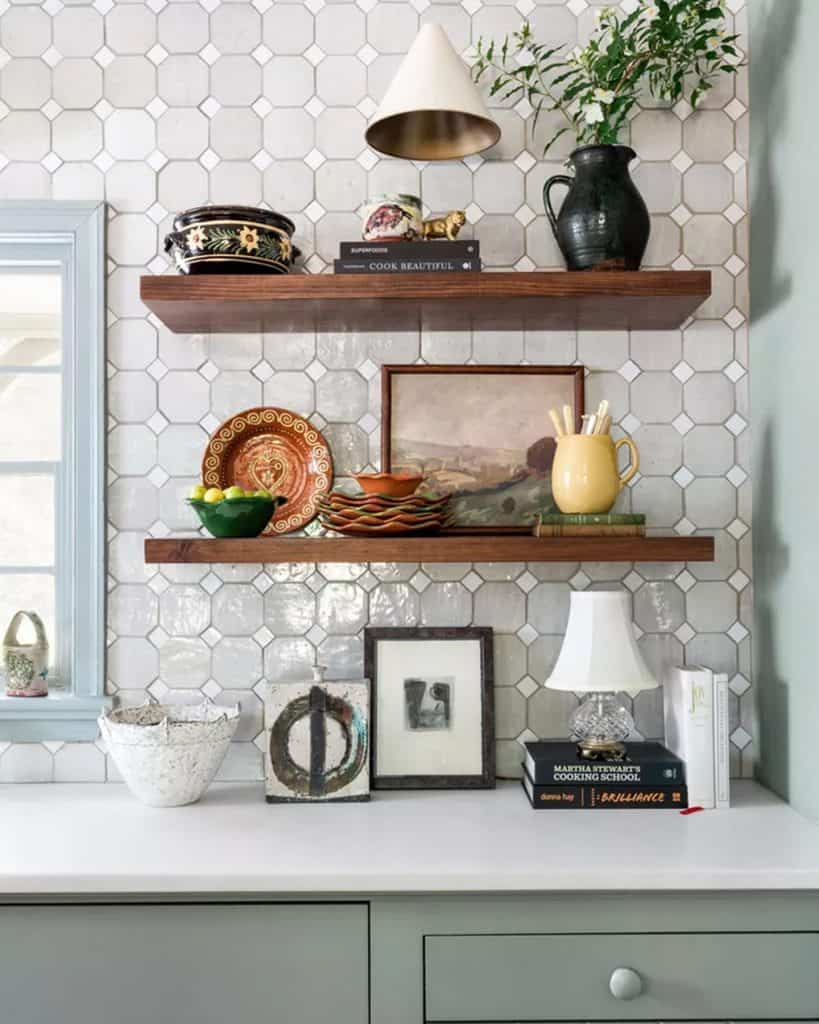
[361,194,423,242]
[3,611,49,697]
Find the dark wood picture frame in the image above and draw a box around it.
[381,364,585,534]
[364,626,495,790]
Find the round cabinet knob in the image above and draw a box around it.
[609,966,643,1001]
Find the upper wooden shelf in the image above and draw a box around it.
[140,270,711,334]
[144,534,714,565]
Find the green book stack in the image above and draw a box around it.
[534,512,645,538]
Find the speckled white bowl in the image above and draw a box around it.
[99,701,240,807]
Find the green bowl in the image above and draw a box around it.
[187,496,288,538]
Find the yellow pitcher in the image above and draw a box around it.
[551,433,639,514]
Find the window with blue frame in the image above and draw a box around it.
[0,202,106,740]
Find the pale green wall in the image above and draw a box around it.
[751,0,819,816]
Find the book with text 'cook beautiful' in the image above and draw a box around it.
[524,740,684,787]
[339,239,479,259]
[334,258,481,274]
[521,771,688,809]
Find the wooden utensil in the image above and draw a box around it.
[549,408,565,438]
[563,404,574,436]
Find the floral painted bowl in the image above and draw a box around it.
[164,205,300,275]
[187,495,288,538]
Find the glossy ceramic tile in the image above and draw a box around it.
[0,0,752,780]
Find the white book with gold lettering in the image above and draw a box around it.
[663,665,715,809]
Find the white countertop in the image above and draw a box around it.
[1,780,817,895]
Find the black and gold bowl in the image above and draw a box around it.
[164,205,300,274]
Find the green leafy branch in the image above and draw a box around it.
[472,0,742,155]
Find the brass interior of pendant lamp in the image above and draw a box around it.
[365,109,501,161]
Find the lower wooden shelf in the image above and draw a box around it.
[144,534,714,565]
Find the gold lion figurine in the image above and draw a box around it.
[422,210,466,241]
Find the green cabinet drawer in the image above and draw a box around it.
[425,932,819,1021]
[0,903,368,1024]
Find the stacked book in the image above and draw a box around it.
[522,740,687,810]
[334,239,481,274]
[664,666,730,809]
[534,512,645,537]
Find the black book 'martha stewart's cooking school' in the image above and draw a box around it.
[524,741,685,786]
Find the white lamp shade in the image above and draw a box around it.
[365,24,501,160]
[546,590,658,697]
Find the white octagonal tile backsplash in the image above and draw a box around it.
[0,0,752,782]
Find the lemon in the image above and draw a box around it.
[253,489,272,499]
[203,487,225,504]
[224,486,245,500]
[190,484,207,501]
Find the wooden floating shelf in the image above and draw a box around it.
[140,270,711,334]
[144,535,714,565]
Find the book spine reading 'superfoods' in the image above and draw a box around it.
[522,776,688,809]
[339,240,479,259]
[334,259,480,274]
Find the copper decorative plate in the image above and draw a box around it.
[202,407,332,535]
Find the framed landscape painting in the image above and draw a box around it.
[382,365,584,530]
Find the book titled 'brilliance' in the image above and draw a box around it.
[522,772,688,810]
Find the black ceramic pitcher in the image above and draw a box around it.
[543,144,650,271]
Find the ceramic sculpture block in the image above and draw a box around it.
[265,680,370,802]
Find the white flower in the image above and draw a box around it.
[643,3,660,20]
[594,88,616,104]
[583,101,605,125]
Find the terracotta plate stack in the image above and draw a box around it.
[318,491,452,535]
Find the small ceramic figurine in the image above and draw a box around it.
[3,611,48,697]
[422,210,466,241]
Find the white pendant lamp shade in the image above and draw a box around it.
[546,590,658,697]
[366,24,501,160]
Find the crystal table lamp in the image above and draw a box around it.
[546,590,657,760]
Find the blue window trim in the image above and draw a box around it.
[0,201,108,740]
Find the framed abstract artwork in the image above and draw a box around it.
[381,364,584,531]
[364,627,494,790]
